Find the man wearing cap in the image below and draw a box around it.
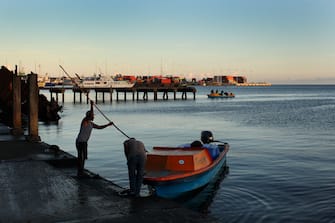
[76,100,113,177]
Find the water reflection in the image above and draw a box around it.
[177,165,229,213]
[38,85,335,222]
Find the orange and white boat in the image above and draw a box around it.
[143,131,229,199]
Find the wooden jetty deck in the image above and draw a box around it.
[46,85,197,103]
[115,86,196,101]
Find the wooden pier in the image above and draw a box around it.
[49,88,65,103]
[45,86,197,103]
[115,86,196,101]
[72,87,90,104]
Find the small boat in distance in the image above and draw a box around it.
[207,90,235,98]
[143,131,229,199]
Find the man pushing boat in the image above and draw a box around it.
[123,138,147,197]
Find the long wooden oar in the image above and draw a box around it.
[59,65,131,139]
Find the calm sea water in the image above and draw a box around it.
[39,85,335,223]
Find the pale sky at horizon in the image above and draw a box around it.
[1,0,334,83]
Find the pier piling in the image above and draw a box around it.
[72,88,90,104]
[11,67,23,135]
[49,88,65,103]
[94,88,113,103]
[27,73,41,142]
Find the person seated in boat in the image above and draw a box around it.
[224,92,228,96]
[123,138,147,197]
[190,140,203,148]
[220,90,224,95]
[210,89,214,94]
[190,140,218,160]
[201,130,214,144]
[215,89,219,94]
[200,131,220,159]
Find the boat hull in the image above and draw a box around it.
[207,94,234,98]
[148,158,227,199]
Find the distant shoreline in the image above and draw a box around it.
[202,82,272,87]
[234,82,272,87]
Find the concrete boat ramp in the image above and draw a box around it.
[0,124,217,223]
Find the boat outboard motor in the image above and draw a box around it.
[201,131,214,144]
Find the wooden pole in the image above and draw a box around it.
[110,89,113,102]
[27,73,41,142]
[11,66,23,135]
[154,89,157,100]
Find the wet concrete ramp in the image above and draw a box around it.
[0,161,216,222]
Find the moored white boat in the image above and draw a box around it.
[79,76,135,89]
[111,80,135,89]
[79,77,111,88]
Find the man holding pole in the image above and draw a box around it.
[76,100,113,177]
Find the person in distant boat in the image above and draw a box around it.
[76,100,113,177]
[123,138,147,197]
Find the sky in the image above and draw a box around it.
[1,0,335,83]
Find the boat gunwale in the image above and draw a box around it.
[149,147,207,155]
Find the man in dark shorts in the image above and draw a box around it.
[76,100,113,177]
[123,138,147,197]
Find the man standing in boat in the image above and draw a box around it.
[123,138,147,197]
[76,100,113,177]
